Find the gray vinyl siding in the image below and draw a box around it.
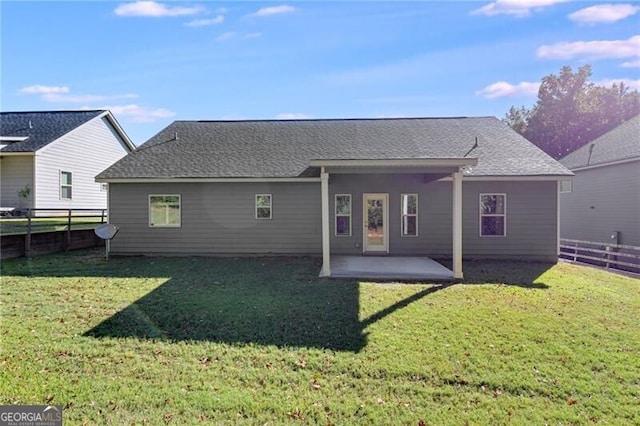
[108,182,321,255]
[329,175,558,260]
[462,181,558,260]
[0,156,34,208]
[561,161,640,246]
[109,178,558,261]
[34,117,130,209]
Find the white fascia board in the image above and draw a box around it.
[95,177,322,183]
[100,111,136,152]
[439,175,573,182]
[37,111,134,155]
[569,157,640,172]
[308,158,478,168]
[0,136,29,142]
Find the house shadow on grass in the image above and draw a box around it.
[83,257,370,352]
[5,249,551,351]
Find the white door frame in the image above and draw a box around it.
[363,193,389,253]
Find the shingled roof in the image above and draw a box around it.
[97,116,571,180]
[0,110,106,152]
[560,114,640,169]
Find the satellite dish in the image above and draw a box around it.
[94,223,119,259]
[95,223,119,240]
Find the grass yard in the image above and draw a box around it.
[1,249,639,425]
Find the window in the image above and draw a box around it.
[335,194,351,236]
[401,194,418,236]
[60,171,72,199]
[149,195,181,227]
[256,194,272,219]
[480,194,506,237]
[560,180,572,193]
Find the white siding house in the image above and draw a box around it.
[0,110,135,212]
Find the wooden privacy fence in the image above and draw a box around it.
[559,238,640,274]
[0,208,107,259]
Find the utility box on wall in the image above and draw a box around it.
[610,231,620,245]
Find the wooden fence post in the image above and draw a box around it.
[25,209,32,257]
[66,209,72,251]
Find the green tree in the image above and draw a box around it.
[504,65,640,159]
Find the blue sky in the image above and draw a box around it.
[2,1,639,145]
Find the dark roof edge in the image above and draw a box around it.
[174,116,496,124]
[0,109,107,114]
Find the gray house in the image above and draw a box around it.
[560,114,640,247]
[0,110,135,212]
[97,117,572,279]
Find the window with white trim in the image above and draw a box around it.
[256,194,272,219]
[60,171,72,199]
[335,194,351,236]
[560,180,572,193]
[149,195,181,227]
[480,193,506,237]
[401,194,418,236]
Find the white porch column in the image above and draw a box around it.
[320,167,331,277]
[452,170,463,279]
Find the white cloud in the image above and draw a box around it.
[185,15,224,27]
[216,32,261,42]
[115,1,204,17]
[49,93,138,103]
[621,59,640,68]
[594,78,640,91]
[99,104,175,123]
[537,35,640,60]
[476,81,540,98]
[21,86,138,103]
[275,113,310,120]
[471,0,568,17]
[569,4,639,24]
[249,5,295,17]
[20,85,69,94]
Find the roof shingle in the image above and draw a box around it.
[98,116,572,179]
[0,110,104,152]
[560,115,640,169]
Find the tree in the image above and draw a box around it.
[503,65,640,159]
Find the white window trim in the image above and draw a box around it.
[479,193,506,237]
[335,194,352,237]
[400,193,418,237]
[255,194,272,220]
[559,180,572,193]
[60,171,72,200]
[148,194,181,228]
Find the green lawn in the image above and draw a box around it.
[0,217,103,235]
[1,249,639,425]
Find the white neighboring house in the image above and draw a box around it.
[0,110,135,213]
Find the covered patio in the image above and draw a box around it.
[325,256,455,281]
[313,158,478,280]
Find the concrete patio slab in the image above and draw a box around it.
[325,256,454,281]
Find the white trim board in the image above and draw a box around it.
[567,157,640,172]
[96,177,322,183]
[310,158,478,168]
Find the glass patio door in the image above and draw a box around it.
[363,194,389,253]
